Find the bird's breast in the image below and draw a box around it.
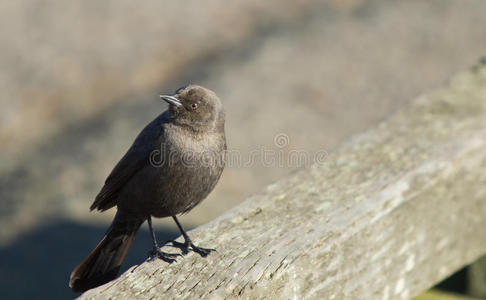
[146,126,226,216]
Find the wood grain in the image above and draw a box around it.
[79,60,486,299]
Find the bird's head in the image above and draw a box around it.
[160,85,224,132]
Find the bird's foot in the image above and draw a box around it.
[168,240,215,257]
[147,247,181,263]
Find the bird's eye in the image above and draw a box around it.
[191,103,198,110]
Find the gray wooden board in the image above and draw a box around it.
[79,61,486,299]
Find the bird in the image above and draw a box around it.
[69,85,226,293]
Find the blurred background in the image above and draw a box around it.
[1,0,486,299]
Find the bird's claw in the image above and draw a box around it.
[147,247,181,263]
[167,240,216,257]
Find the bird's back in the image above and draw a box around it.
[90,112,169,212]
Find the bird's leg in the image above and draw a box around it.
[147,216,180,263]
[168,216,215,257]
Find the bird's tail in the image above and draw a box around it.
[69,210,144,293]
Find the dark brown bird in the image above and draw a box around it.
[69,85,226,293]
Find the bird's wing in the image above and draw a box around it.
[90,114,166,211]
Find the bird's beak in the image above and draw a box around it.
[160,94,182,107]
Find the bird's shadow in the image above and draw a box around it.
[0,219,178,300]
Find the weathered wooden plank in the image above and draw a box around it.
[79,60,486,299]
